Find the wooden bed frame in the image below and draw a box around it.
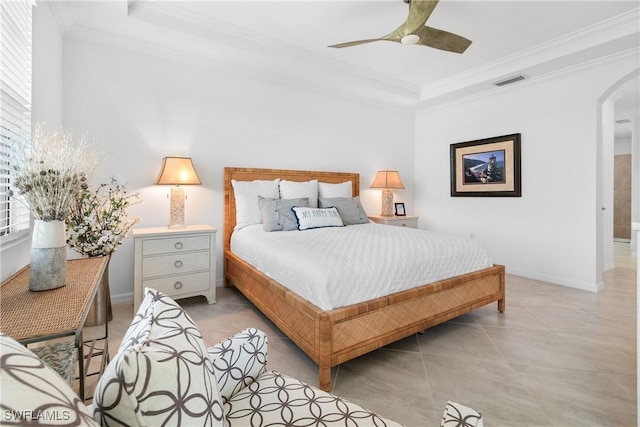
[223,167,505,391]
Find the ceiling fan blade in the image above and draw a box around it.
[329,39,385,48]
[415,25,472,53]
[403,0,439,35]
[328,32,401,48]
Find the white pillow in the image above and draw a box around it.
[318,181,352,199]
[279,180,319,208]
[232,179,280,230]
[292,206,344,230]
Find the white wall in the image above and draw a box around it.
[0,2,63,282]
[415,57,639,292]
[62,36,415,302]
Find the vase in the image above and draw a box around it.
[85,255,113,327]
[29,219,67,291]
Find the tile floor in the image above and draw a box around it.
[103,243,636,426]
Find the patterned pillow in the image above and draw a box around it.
[441,400,483,427]
[225,371,402,427]
[92,288,225,426]
[208,328,268,402]
[0,333,99,426]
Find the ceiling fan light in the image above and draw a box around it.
[400,34,420,45]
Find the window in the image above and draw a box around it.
[0,1,33,244]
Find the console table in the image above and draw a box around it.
[0,256,108,400]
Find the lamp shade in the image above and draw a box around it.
[370,170,405,189]
[156,157,202,185]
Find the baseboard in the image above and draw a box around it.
[505,267,603,293]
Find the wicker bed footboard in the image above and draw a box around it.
[225,250,505,391]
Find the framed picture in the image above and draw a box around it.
[450,133,521,197]
[394,202,406,216]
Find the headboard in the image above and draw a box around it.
[223,167,360,253]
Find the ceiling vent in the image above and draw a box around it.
[493,75,526,87]
[615,119,631,124]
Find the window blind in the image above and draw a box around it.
[0,1,33,243]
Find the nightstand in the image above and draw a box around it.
[368,215,419,229]
[133,225,216,310]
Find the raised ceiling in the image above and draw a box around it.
[52,0,639,113]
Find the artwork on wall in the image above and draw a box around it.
[450,133,521,197]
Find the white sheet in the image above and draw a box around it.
[231,223,493,311]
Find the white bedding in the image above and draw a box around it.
[230,222,493,311]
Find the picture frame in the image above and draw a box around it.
[450,133,521,197]
[394,202,406,216]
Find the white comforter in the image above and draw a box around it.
[231,223,493,311]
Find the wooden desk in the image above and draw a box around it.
[0,256,108,400]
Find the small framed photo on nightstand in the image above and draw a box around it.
[394,203,406,216]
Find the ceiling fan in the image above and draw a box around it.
[329,0,472,54]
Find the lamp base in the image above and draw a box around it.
[168,186,186,228]
[380,189,395,217]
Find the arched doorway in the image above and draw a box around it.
[596,69,639,285]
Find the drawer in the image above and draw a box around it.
[143,271,210,295]
[142,235,210,256]
[395,219,418,228]
[142,251,211,278]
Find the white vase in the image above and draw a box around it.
[29,219,67,291]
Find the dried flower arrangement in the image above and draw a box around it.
[66,177,141,257]
[9,125,101,221]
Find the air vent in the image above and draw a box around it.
[493,75,526,87]
[615,119,631,124]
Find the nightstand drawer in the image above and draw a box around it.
[142,251,211,278]
[142,235,210,256]
[368,215,419,229]
[394,219,418,228]
[143,271,210,295]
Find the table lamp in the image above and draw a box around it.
[156,156,202,228]
[370,170,405,217]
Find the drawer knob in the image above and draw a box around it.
[174,281,183,289]
[174,260,183,268]
[175,241,183,249]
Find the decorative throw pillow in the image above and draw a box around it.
[319,196,369,225]
[292,206,344,231]
[279,180,319,208]
[258,197,309,231]
[318,181,352,199]
[92,288,225,427]
[232,179,280,230]
[0,334,100,426]
[441,401,484,427]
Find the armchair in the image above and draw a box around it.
[0,288,482,426]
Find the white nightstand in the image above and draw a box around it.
[368,215,419,229]
[133,225,216,310]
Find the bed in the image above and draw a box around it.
[223,167,505,391]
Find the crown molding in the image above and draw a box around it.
[63,24,417,113]
[126,1,420,104]
[418,48,640,113]
[44,0,73,33]
[420,7,640,102]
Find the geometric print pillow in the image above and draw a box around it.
[92,288,225,426]
[441,400,484,427]
[208,328,268,402]
[0,333,100,426]
[224,370,403,427]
